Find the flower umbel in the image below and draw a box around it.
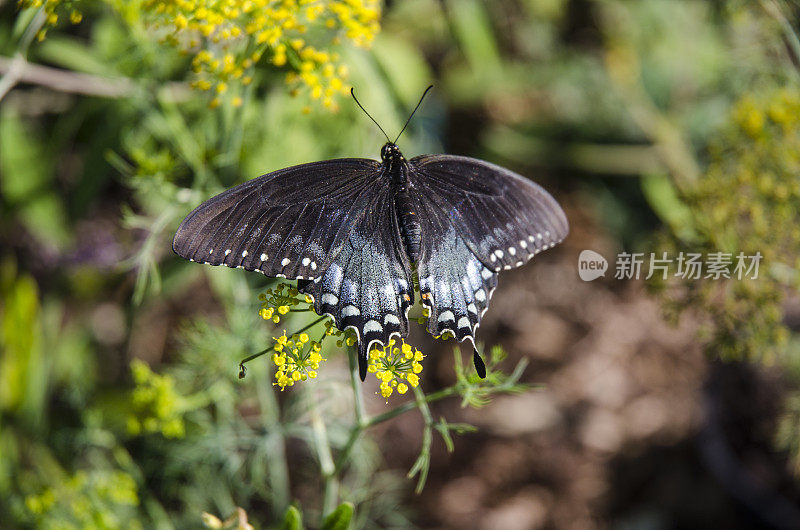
[18,0,83,40]
[252,282,426,399]
[367,339,424,399]
[142,0,382,108]
[258,283,311,324]
[272,330,326,390]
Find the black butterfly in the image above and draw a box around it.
[172,88,568,381]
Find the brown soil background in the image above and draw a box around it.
[367,200,800,530]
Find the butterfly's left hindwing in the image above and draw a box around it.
[299,186,415,379]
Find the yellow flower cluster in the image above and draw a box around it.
[367,339,424,399]
[24,469,140,528]
[272,330,326,390]
[257,282,427,400]
[655,87,800,363]
[258,283,311,324]
[700,88,800,267]
[144,0,381,108]
[19,0,82,41]
[127,360,187,438]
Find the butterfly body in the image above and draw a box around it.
[173,142,567,380]
[383,143,424,263]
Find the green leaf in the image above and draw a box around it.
[371,35,433,106]
[0,265,47,426]
[321,502,354,530]
[37,36,119,77]
[0,110,51,200]
[447,0,501,74]
[0,109,70,248]
[640,172,699,243]
[280,505,304,530]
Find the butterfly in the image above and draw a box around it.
[172,87,568,381]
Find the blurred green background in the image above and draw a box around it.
[2,0,800,528]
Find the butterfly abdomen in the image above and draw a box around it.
[395,191,422,263]
[384,144,422,263]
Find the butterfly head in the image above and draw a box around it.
[381,142,403,163]
[381,142,404,164]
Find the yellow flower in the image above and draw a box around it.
[175,13,188,29]
[123,0,383,109]
[367,339,424,401]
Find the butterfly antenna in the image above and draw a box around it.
[394,85,433,144]
[351,87,390,142]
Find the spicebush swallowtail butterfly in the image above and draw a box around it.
[173,88,568,381]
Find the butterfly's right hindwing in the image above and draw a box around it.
[172,159,381,280]
[412,193,498,346]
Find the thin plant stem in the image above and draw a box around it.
[366,387,458,428]
[408,385,434,493]
[760,0,800,74]
[332,385,459,475]
[239,316,327,372]
[349,346,367,426]
[329,346,368,477]
[255,363,291,514]
[309,390,338,516]
[0,9,45,102]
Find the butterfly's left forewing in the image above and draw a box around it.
[172,159,381,280]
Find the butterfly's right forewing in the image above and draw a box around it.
[409,155,568,272]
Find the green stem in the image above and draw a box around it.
[330,351,368,475]
[366,387,458,427]
[408,386,434,493]
[19,10,47,53]
[760,0,800,75]
[239,316,327,373]
[349,346,367,426]
[309,392,338,516]
[0,10,46,102]
[256,365,291,514]
[332,385,459,475]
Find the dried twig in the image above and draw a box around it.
[0,55,191,101]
